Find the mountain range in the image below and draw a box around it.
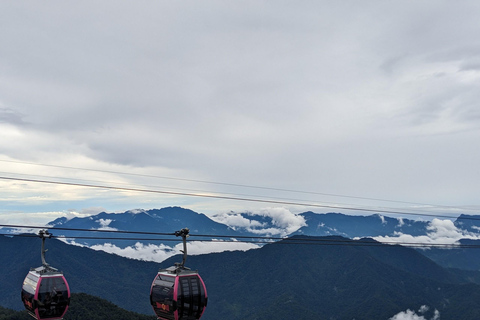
[44,207,480,243]
[3,206,480,270]
[2,234,480,319]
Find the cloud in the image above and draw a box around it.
[375,218,480,247]
[211,212,264,229]
[88,242,176,263]
[389,310,426,320]
[256,207,307,233]
[66,239,260,263]
[418,305,429,314]
[389,307,440,320]
[0,104,25,125]
[211,207,306,236]
[0,210,75,226]
[379,215,386,224]
[178,240,260,256]
[96,218,118,231]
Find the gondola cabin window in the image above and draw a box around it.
[151,274,176,320]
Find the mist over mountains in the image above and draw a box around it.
[43,208,480,251]
[3,206,480,268]
[42,207,480,242]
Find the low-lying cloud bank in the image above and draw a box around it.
[389,306,439,320]
[63,239,260,263]
[375,218,480,247]
[211,207,306,236]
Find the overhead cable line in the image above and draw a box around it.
[0,175,475,221]
[1,222,474,249]
[1,231,478,249]
[0,223,177,236]
[1,171,399,211]
[0,158,463,210]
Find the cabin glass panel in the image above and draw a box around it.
[36,276,69,319]
[151,274,176,320]
[21,273,39,313]
[177,275,207,320]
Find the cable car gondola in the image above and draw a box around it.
[21,230,71,320]
[150,228,207,320]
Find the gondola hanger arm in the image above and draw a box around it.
[38,229,58,273]
[174,228,190,270]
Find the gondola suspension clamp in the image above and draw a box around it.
[174,228,191,271]
[38,229,58,274]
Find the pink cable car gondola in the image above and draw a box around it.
[150,229,207,320]
[21,230,70,320]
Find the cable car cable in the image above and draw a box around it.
[0,223,177,236]
[3,171,416,212]
[3,227,480,249]
[1,222,475,248]
[0,175,475,221]
[0,158,458,209]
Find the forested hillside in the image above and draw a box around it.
[185,236,480,320]
[4,234,480,319]
[0,293,155,320]
[0,235,161,314]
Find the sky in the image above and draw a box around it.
[1,0,480,225]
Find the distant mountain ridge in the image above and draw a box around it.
[295,211,430,237]
[42,207,480,244]
[4,206,480,270]
[46,207,258,248]
[454,214,480,233]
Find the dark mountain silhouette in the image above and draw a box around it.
[5,207,480,282]
[295,212,430,237]
[3,234,480,319]
[455,214,480,233]
[45,207,259,247]
[184,236,480,320]
[41,208,452,248]
[420,239,480,271]
[0,235,160,314]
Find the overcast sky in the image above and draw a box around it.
[1,0,480,224]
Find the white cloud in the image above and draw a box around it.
[379,215,386,224]
[389,310,426,320]
[418,305,429,314]
[67,240,260,263]
[176,240,260,256]
[211,212,264,229]
[0,210,71,226]
[210,207,306,236]
[256,207,307,234]
[389,307,440,320]
[89,242,175,263]
[427,219,462,239]
[96,218,117,231]
[375,218,480,247]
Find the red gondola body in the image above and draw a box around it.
[21,269,71,320]
[21,230,71,320]
[150,228,207,320]
[150,269,207,320]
